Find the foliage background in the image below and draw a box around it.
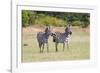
[22,10,90,28]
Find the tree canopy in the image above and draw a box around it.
[22,10,90,28]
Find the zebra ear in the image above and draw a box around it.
[45,25,50,29]
[65,27,68,31]
[45,26,48,32]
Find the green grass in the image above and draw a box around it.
[22,27,90,62]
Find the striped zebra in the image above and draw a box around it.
[37,26,52,53]
[51,26,72,52]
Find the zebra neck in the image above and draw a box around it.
[44,33,49,39]
[64,32,68,37]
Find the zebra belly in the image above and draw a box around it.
[38,38,48,43]
[57,39,65,43]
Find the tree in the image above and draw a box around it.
[22,10,29,27]
[22,10,90,28]
[28,11,37,25]
[80,13,90,28]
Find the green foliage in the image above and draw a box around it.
[22,10,29,27]
[35,16,66,26]
[28,11,36,25]
[72,21,82,26]
[22,10,90,28]
[80,14,90,28]
[81,22,89,28]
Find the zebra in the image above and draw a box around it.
[51,26,72,52]
[37,26,52,53]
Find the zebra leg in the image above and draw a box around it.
[56,43,58,52]
[66,41,69,49]
[47,43,49,52]
[39,43,42,53]
[42,44,44,53]
[63,43,65,51]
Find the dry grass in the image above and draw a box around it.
[22,26,90,62]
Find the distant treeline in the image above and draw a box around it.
[22,10,90,28]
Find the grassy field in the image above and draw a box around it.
[22,26,90,63]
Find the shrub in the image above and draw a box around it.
[35,16,66,27]
[72,21,82,26]
[81,22,89,28]
[22,10,29,27]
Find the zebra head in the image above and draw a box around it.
[65,25,72,35]
[44,26,52,36]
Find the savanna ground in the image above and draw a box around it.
[22,26,90,63]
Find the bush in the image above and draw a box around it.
[22,10,89,28]
[54,18,66,27]
[72,21,82,26]
[35,16,66,27]
[81,22,89,28]
[22,10,30,27]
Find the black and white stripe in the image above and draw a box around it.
[52,26,72,52]
[37,26,51,53]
